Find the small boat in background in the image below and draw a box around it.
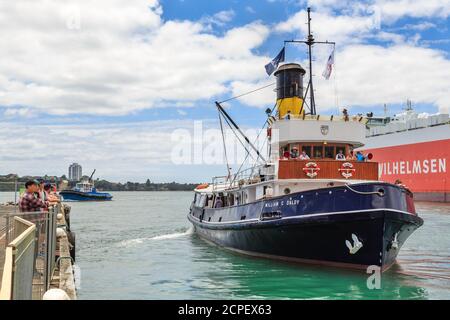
[60,169,113,202]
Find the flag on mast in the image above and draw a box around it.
[265,47,285,76]
[322,49,335,80]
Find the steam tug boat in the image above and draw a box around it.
[187,9,423,272]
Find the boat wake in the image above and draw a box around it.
[150,227,194,241]
[118,227,194,247]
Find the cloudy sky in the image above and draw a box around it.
[0,0,449,182]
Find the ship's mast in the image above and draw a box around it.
[306,8,315,115]
[284,7,335,115]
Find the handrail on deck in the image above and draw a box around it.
[211,163,276,191]
[275,114,368,124]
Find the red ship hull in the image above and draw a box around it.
[363,139,449,202]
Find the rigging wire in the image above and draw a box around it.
[218,82,276,104]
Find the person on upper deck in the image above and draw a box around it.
[19,180,49,212]
[346,150,356,160]
[356,151,366,162]
[336,150,346,160]
[299,151,310,160]
[284,110,291,120]
[342,108,349,121]
[290,147,299,159]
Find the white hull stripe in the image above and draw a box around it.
[190,208,414,226]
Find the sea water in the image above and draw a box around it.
[1,192,449,299]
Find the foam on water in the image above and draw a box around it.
[118,226,194,247]
[150,226,194,241]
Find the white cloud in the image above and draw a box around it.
[306,0,450,22]
[276,9,380,44]
[0,1,269,116]
[375,0,450,22]
[0,120,200,181]
[313,44,450,113]
[230,80,276,108]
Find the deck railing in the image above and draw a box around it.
[212,164,276,191]
[0,216,36,300]
[276,113,369,123]
[0,205,60,300]
[278,159,379,180]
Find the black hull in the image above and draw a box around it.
[188,183,423,271]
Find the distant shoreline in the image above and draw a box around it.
[0,175,200,192]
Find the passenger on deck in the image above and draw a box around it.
[19,180,49,212]
[214,196,223,208]
[356,151,366,162]
[299,151,310,160]
[346,151,356,160]
[336,150,346,160]
[342,108,349,121]
[283,149,290,159]
[284,110,291,120]
[290,147,299,159]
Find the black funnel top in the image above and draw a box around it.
[274,63,306,100]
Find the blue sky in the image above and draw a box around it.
[0,0,449,182]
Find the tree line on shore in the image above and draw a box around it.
[0,174,199,192]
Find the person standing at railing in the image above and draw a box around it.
[355,151,366,162]
[284,110,291,120]
[44,183,60,205]
[290,147,299,159]
[336,150,346,160]
[299,151,310,160]
[19,180,49,212]
[346,150,356,161]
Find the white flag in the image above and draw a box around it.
[322,50,335,80]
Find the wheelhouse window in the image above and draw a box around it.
[324,146,335,159]
[199,195,207,208]
[280,144,350,160]
[313,146,323,158]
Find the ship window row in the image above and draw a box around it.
[280,143,348,160]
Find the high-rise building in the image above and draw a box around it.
[68,163,82,181]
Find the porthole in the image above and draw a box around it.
[378,188,385,197]
[284,188,291,195]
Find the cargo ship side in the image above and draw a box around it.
[360,108,449,202]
